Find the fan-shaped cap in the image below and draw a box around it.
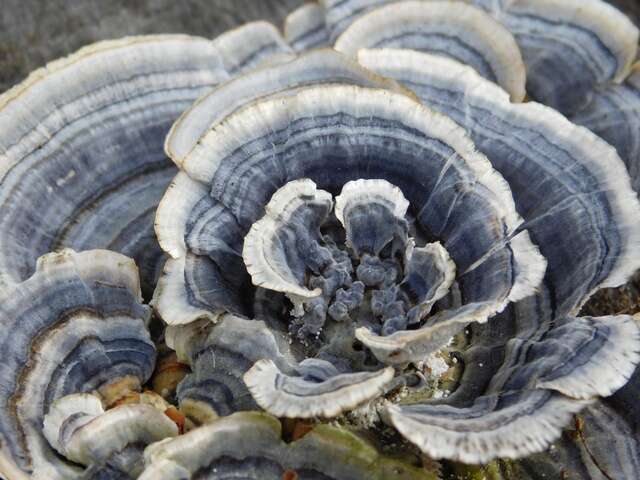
[334,179,409,256]
[157,85,548,378]
[0,249,155,477]
[169,314,395,420]
[158,83,545,371]
[208,21,294,76]
[284,3,330,51]
[43,393,177,477]
[472,0,639,114]
[334,0,526,101]
[139,411,434,480]
[491,315,640,400]
[386,390,592,464]
[0,35,227,297]
[243,179,332,302]
[165,48,413,165]
[571,67,640,194]
[245,359,394,418]
[385,313,640,463]
[357,48,640,314]
[321,0,390,41]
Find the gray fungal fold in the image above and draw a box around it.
[0,249,155,478]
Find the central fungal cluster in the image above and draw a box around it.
[247,178,455,355]
[1,1,640,479]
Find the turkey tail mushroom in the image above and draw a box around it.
[138,411,434,480]
[471,0,639,114]
[357,48,640,313]
[334,0,526,101]
[0,249,155,478]
[42,393,178,479]
[0,35,229,298]
[284,3,330,51]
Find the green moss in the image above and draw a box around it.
[296,424,439,480]
[447,461,506,480]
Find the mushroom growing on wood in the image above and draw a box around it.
[155,26,640,463]
[139,411,433,480]
[0,27,295,299]
[43,393,178,478]
[0,250,155,478]
[2,0,640,477]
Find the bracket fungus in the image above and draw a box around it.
[0,26,296,299]
[43,393,178,478]
[154,4,640,463]
[2,0,640,478]
[0,249,155,478]
[333,1,527,101]
[139,411,434,479]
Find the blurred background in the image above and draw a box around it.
[1,0,638,93]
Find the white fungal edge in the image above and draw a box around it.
[504,231,547,303]
[283,3,328,49]
[43,394,178,466]
[242,179,329,300]
[210,21,294,76]
[43,394,104,455]
[165,48,415,167]
[497,0,639,83]
[0,34,225,182]
[355,302,495,365]
[385,393,593,463]
[334,0,526,101]
[406,241,457,311]
[243,359,395,418]
[151,256,224,326]
[155,171,210,259]
[537,314,640,399]
[357,47,640,293]
[334,178,410,228]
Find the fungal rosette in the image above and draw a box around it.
[153,0,640,466]
[1,0,640,478]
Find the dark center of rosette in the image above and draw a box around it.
[243,179,456,370]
